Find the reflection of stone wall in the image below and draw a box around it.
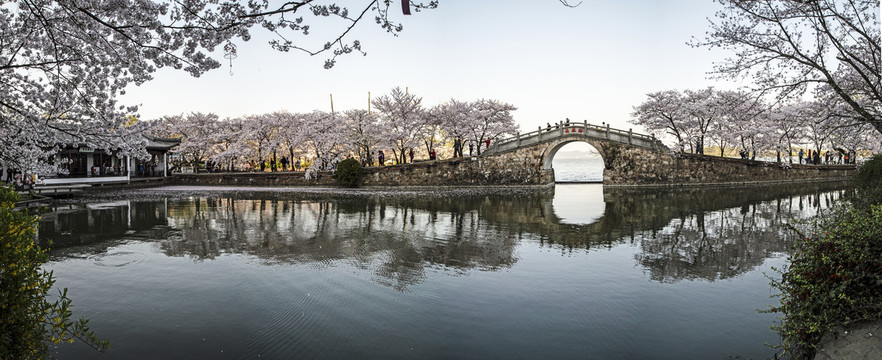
[172,172,338,186]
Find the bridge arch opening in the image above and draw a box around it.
[545,141,605,183]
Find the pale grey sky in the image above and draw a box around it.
[122,0,739,134]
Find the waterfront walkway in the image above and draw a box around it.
[815,321,882,359]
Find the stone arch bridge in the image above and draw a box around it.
[483,121,664,173]
[473,121,854,186]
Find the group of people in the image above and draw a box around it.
[90,164,122,176]
[367,138,478,167]
[248,157,306,172]
[546,118,575,131]
[1,168,39,192]
[798,149,856,165]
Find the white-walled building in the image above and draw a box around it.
[40,135,180,185]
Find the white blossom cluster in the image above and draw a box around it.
[146,86,518,174]
[691,0,880,136]
[631,87,882,161]
[1,0,437,172]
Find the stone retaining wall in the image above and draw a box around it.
[600,144,856,186]
[165,145,855,188]
[169,157,553,188]
[363,156,552,187]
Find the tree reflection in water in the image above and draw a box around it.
[41,182,850,290]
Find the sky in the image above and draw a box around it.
[121,0,740,136]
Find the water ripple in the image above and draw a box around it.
[90,250,145,268]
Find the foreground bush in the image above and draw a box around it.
[0,187,108,358]
[335,158,363,187]
[856,154,882,187]
[767,204,882,358]
[853,154,882,208]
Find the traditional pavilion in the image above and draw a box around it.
[42,135,180,185]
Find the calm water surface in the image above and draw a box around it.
[553,157,604,182]
[41,181,849,359]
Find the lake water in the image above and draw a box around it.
[41,181,849,359]
[552,158,605,182]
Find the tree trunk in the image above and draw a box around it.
[289,147,295,170]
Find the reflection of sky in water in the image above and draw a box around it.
[552,158,604,182]
[551,184,605,225]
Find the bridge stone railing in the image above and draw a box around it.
[483,120,667,155]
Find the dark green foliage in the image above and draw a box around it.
[335,158,363,187]
[766,205,882,359]
[853,155,882,207]
[0,187,109,358]
[856,154,882,187]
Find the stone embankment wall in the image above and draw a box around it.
[170,156,554,188]
[599,144,856,187]
[364,154,552,187]
[168,143,854,188]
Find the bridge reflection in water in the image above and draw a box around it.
[42,181,849,287]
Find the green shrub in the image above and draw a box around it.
[0,187,108,358]
[856,154,882,186]
[766,205,882,359]
[853,155,882,207]
[335,158,363,187]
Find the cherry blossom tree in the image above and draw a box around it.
[435,98,473,154]
[693,0,881,134]
[372,87,425,163]
[149,112,221,168]
[1,0,438,171]
[631,90,690,151]
[768,104,807,163]
[681,88,722,155]
[343,109,382,165]
[801,101,838,156]
[711,90,767,158]
[240,114,283,171]
[299,111,346,171]
[273,111,308,170]
[466,99,518,155]
[416,109,445,157]
[211,117,247,171]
